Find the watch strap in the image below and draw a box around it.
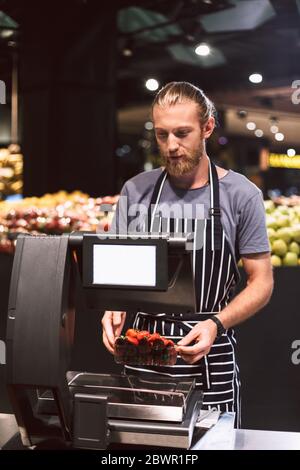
[210,315,225,339]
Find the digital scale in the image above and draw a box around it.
[6,232,204,449]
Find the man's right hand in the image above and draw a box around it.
[101,311,126,354]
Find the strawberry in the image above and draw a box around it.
[126,336,139,346]
[136,330,150,342]
[125,329,138,338]
[149,333,161,342]
[151,338,165,351]
[114,328,177,366]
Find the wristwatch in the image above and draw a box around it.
[210,315,226,339]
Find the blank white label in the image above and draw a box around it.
[93,244,156,286]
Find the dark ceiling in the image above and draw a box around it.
[0,0,299,110]
[116,0,300,107]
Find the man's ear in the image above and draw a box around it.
[202,116,215,139]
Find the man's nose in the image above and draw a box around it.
[167,135,179,153]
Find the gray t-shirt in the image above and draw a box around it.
[110,167,270,257]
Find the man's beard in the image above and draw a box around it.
[160,143,203,177]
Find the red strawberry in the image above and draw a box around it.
[149,333,161,342]
[126,329,138,338]
[126,336,139,346]
[151,338,165,351]
[136,331,150,342]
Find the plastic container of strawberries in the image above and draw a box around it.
[114,329,177,366]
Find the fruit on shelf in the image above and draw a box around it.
[272,195,300,207]
[267,228,277,244]
[276,215,290,229]
[272,239,288,257]
[282,252,298,266]
[114,329,177,366]
[264,200,275,214]
[289,241,300,255]
[290,226,300,243]
[0,190,119,253]
[0,147,23,200]
[266,215,278,230]
[271,255,282,267]
[276,228,292,244]
[265,198,300,267]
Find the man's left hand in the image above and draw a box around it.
[176,319,218,364]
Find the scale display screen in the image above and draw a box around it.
[93,244,156,286]
[82,235,168,290]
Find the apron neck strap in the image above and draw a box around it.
[147,168,167,232]
[208,159,222,251]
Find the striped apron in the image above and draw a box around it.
[125,160,241,427]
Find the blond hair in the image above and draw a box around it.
[152,81,216,126]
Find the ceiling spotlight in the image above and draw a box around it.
[123,48,133,57]
[270,125,279,134]
[122,144,131,154]
[144,121,154,131]
[255,129,264,137]
[218,136,228,145]
[144,162,153,171]
[275,132,284,141]
[287,148,296,157]
[246,122,256,131]
[145,78,159,91]
[249,73,263,84]
[195,43,211,56]
[0,29,15,39]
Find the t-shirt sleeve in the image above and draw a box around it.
[237,191,271,255]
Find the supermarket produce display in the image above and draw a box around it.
[0,190,118,253]
[2,192,300,269]
[265,200,300,266]
[0,146,23,200]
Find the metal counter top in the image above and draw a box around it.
[193,413,300,450]
[234,428,300,450]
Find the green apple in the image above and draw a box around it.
[291,225,300,243]
[264,200,275,214]
[276,215,290,228]
[282,252,298,266]
[276,227,292,244]
[266,216,277,230]
[271,255,282,267]
[272,239,288,257]
[289,241,300,255]
[267,228,277,244]
[277,205,289,215]
[290,217,300,226]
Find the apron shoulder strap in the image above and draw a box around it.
[147,168,167,232]
[209,160,222,250]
